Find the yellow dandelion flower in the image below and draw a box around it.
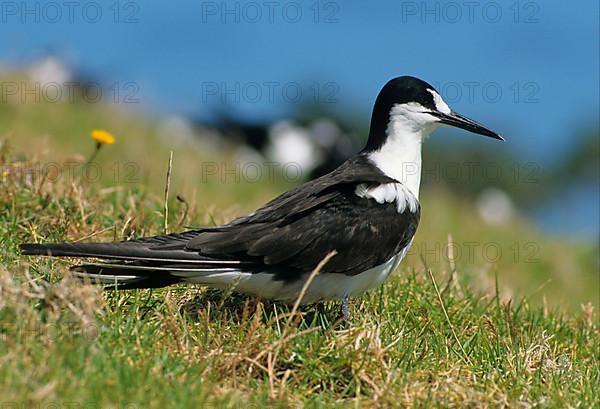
[90,129,116,145]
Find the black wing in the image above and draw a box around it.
[21,155,419,286]
[186,155,420,280]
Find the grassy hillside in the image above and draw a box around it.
[0,80,598,407]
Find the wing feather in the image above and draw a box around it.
[186,155,420,279]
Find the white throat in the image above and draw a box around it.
[367,103,442,198]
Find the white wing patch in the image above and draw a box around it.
[355,183,419,213]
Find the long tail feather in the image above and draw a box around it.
[20,232,247,290]
[20,231,242,264]
[70,263,184,289]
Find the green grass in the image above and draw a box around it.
[0,79,598,407]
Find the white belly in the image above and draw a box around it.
[286,253,401,303]
[182,247,410,304]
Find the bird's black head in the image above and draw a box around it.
[364,76,503,152]
[375,76,440,111]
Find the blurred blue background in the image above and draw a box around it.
[1,0,598,238]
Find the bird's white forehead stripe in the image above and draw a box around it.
[427,89,451,115]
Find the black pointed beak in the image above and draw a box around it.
[431,111,504,140]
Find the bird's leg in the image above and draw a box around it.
[338,294,350,320]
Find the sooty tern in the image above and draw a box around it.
[20,76,503,318]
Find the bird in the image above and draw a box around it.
[20,76,503,319]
